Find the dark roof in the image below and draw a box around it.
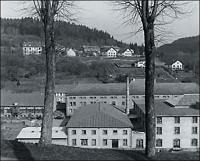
[134,100,200,116]
[165,94,199,106]
[66,103,133,128]
[55,82,199,96]
[1,90,44,106]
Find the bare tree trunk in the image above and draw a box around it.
[39,17,55,146]
[144,23,156,157]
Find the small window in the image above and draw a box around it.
[91,130,96,135]
[192,117,198,123]
[192,127,198,134]
[173,139,180,148]
[136,139,143,148]
[81,139,88,146]
[174,117,180,124]
[113,130,117,134]
[156,127,162,135]
[123,139,127,146]
[123,130,127,135]
[70,102,73,106]
[73,102,76,106]
[112,101,116,106]
[91,139,96,146]
[103,130,107,135]
[191,139,198,146]
[72,130,76,135]
[72,139,76,146]
[122,102,125,106]
[174,127,180,134]
[103,139,107,146]
[156,139,162,147]
[82,130,86,135]
[157,117,162,124]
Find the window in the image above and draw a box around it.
[173,139,180,148]
[123,139,127,146]
[174,117,180,123]
[72,139,76,146]
[113,130,117,135]
[156,127,162,135]
[69,109,73,113]
[191,139,198,146]
[192,127,198,134]
[157,117,162,124]
[72,130,76,135]
[123,130,127,135]
[103,139,107,146]
[103,130,107,135]
[192,117,198,123]
[81,139,88,146]
[82,130,86,135]
[122,102,125,106]
[91,139,96,146]
[156,139,162,147]
[112,101,116,105]
[91,130,96,135]
[174,127,180,134]
[70,102,73,106]
[136,139,143,148]
[73,102,76,106]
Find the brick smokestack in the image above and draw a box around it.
[126,75,130,115]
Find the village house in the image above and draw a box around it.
[66,103,133,149]
[171,60,183,70]
[66,48,76,57]
[22,41,44,55]
[134,60,146,68]
[54,81,199,116]
[101,47,117,58]
[16,127,67,145]
[82,45,100,56]
[120,49,134,57]
[132,94,199,151]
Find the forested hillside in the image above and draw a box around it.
[158,35,199,76]
[1,17,127,49]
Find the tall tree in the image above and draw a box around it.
[31,0,75,146]
[115,0,188,157]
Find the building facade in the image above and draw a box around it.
[171,61,183,70]
[23,41,43,55]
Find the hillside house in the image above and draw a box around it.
[66,103,133,149]
[121,49,134,57]
[132,95,199,150]
[23,41,44,55]
[101,47,117,58]
[171,61,183,70]
[134,60,145,68]
[16,127,67,145]
[67,48,76,57]
[82,45,100,56]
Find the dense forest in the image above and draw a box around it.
[1,17,127,49]
[157,35,199,76]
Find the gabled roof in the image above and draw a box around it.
[66,103,133,128]
[16,127,67,139]
[165,94,199,106]
[134,99,200,116]
[1,90,44,106]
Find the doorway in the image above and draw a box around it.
[112,139,118,148]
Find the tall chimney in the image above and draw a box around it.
[126,75,130,115]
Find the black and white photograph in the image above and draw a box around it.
[1,1,199,160]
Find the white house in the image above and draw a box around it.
[16,127,67,145]
[23,41,43,55]
[133,94,199,151]
[67,48,76,57]
[171,61,183,70]
[135,60,145,68]
[121,49,134,57]
[66,103,133,149]
[102,47,117,58]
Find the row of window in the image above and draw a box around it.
[69,101,127,107]
[156,138,198,147]
[72,139,128,146]
[156,127,198,135]
[157,116,198,124]
[72,129,128,135]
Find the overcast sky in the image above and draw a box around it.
[1,1,199,46]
